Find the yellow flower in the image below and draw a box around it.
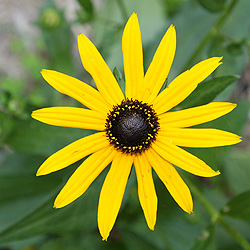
[32,13,241,240]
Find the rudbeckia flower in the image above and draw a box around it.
[32,13,241,240]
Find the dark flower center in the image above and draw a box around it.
[105,99,159,154]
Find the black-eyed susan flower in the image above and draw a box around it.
[32,13,241,240]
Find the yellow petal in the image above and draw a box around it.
[54,147,116,208]
[152,139,220,177]
[32,107,106,131]
[122,13,144,99]
[146,148,193,213]
[153,57,223,114]
[41,69,110,113]
[158,128,242,148]
[142,25,176,103]
[78,34,124,106]
[98,152,134,240]
[134,153,157,230]
[37,132,109,176]
[159,102,236,128]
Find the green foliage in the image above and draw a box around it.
[197,0,226,13]
[38,0,73,73]
[222,191,250,221]
[113,67,125,94]
[76,0,94,23]
[5,118,89,155]
[224,150,250,193]
[161,0,186,17]
[191,226,216,250]
[178,75,239,109]
[1,0,250,249]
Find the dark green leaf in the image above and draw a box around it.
[77,0,93,14]
[226,42,244,56]
[0,174,61,240]
[0,176,61,204]
[197,0,226,13]
[122,230,163,250]
[191,226,216,250]
[161,0,186,17]
[208,100,249,134]
[76,0,94,23]
[184,101,249,168]
[121,216,167,250]
[6,118,92,155]
[158,216,202,250]
[179,75,239,109]
[113,67,125,94]
[0,112,14,143]
[0,170,106,243]
[221,191,250,221]
[160,78,168,93]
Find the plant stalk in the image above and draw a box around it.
[188,180,250,250]
[183,0,239,70]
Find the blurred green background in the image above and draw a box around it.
[0,0,250,249]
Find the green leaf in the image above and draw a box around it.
[0,77,24,97]
[0,169,107,243]
[221,190,250,221]
[178,75,239,109]
[122,230,164,250]
[77,0,93,14]
[198,0,226,13]
[38,2,73,73]
[0,176,61,204]
[113,67,125,95]
[161,0,186,17]
[6,118,92,155]
[226,41,245,56]
[0,174,62,240]
[0,112,15,143]
[121,216,167,250]
[184,101,249,168]
[191,226,216,250]
[76,0,94,23]
[160,78,168,93]
[208,35,226,58]
[224,150,250,193]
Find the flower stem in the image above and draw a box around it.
[218,217,250,250]
[183,0,239,70]
[188,180,250,250]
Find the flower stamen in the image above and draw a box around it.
[105,99,159,154]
